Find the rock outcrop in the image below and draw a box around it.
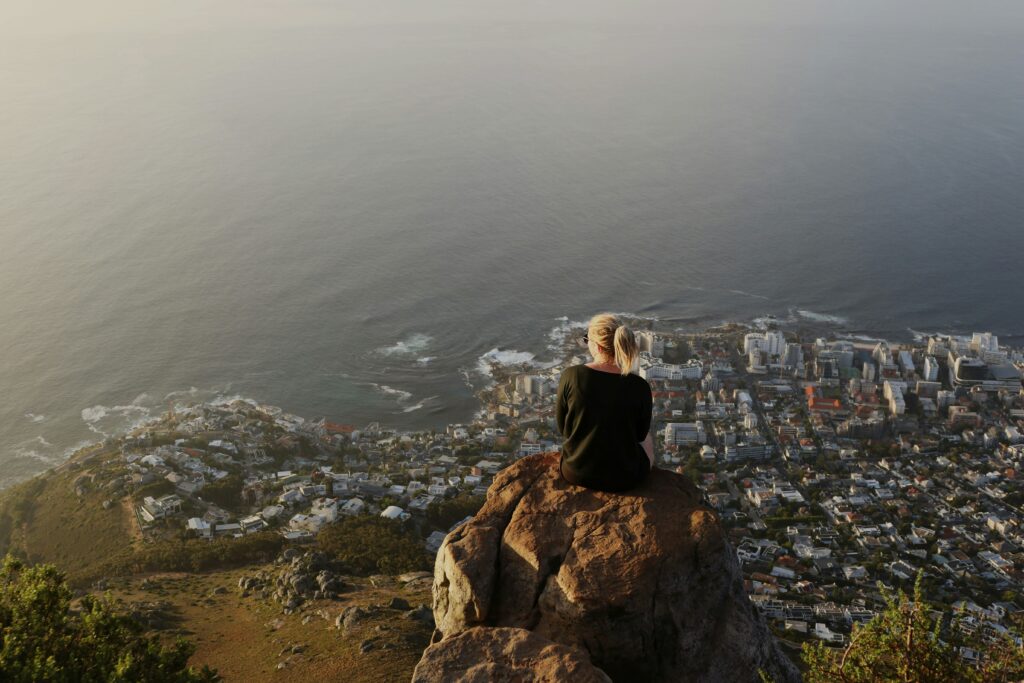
[413,627,612,682]
[238,550,347,613]
[417,452,800,682]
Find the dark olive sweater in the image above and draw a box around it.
[555,364,653,492]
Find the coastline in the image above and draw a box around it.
[5,310,1022,493]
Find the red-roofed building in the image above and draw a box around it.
[323,421,355,435]
[808,397,843,412]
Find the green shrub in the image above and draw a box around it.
[426,495,485,531]
[317,516,429,576]
[92,532,285,580]
[801,573,1024,682]
[0,556,218,682]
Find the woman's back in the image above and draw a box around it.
[556,364,653,492]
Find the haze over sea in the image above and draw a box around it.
[2,1,1023,489]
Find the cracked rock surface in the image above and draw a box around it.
[412,627,611,682]
[420,452,800,683]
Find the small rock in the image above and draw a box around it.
[388,597,410,610]
[360,640,374,654]
[211,586,227,595]
[404,605,435,626]
[340,606,370,632]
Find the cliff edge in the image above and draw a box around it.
[413,451,800,682]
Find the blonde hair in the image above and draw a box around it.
[588,313,639,376]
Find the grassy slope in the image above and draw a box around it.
[0,453,136,583]
[0,452,434,681]
[102,569,433,682]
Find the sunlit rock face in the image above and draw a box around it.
[418,451,800,683]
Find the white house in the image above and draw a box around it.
[311,497,340,523]
[289,513,325,534]
[341,498,366,516]
[240,515,267,534]
[380,505,412,522]
[186,517,211,538]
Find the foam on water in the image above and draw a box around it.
[796,309,849,325]
[546,316,591,352]
[375,333,433,357]
[13,436,60,466]
[726,289,771,301]
[402,395,439,413]
[476,348,538,378]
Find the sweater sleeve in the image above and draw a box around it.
[556,371,569,436]
[636,378,653,441]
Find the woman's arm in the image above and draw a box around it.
[641,433,655,468]
[555,372,568,436]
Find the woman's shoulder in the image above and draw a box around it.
[558,364,585,383]
[628,372,652,389]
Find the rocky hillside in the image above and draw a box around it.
[415,452,800,682]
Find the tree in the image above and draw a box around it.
[317,517,429,576]
[801,573,1024,683]
[197,474,244,511]
[0,556,218,682]
[427,495,486,531]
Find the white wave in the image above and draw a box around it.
[416,356,435,365]
[796,309,849,325]
[727,289,771,301]
[839,334,888,343]
[211,394,258,408]
[110,403,150,414]
[24,412,46,423]
[546,316,591,351]
[13,447,59,466]
[164,387,200,400]
[59,440,98,461]
[401,395,439,413]
[80,399,158,440]
[476,348,537,378]
[81,405,108,423]
[12,436,59,466]
[376,333,433,357]
[368,383,414,403]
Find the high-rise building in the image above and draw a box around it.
[971,332,999,354]
[663,422,707,445]
[636,331,665,358]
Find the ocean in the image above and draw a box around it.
[2,0,1024,489]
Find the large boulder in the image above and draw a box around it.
[424,452,799,682]
[412,627,611,683]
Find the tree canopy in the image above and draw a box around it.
[801,574,1024,683]
[317,516,429,576]
[0,556,218,682]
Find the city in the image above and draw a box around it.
[78,322,1024,660]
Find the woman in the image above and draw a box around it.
[556,313,655,492]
